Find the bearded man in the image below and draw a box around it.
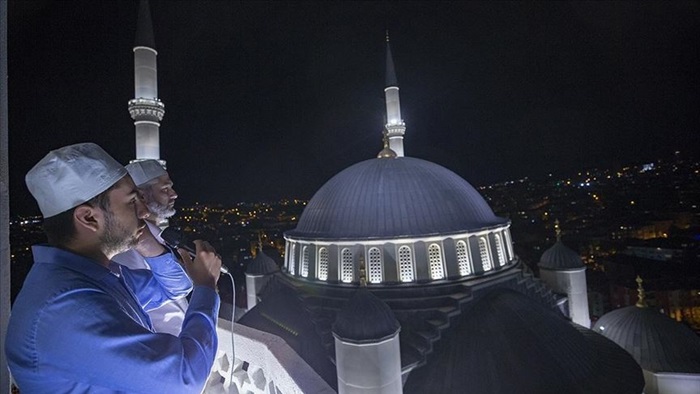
[113,159,189,335]
[5,143,221,393]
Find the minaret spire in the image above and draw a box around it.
[635,276,648,308]
[128,0,165,165]
[383,31,406,157]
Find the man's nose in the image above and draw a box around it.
[136,197,150,219]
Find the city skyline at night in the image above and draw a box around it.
[7,1,699,214]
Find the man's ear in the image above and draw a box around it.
[74,205,102,233]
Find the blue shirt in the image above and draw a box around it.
[6,245,220,394]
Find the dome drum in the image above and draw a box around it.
[283,225,516,286]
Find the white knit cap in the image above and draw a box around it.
[25,143,127,218]
[125,159,167,187]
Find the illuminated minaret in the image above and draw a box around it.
[384,31,405,157]
[128,0,165,164]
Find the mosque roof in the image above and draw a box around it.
[539,240,585,270]
[404,288,645,393]
[287,157,507,240]
[593,306,700,373]
[239,266,643,393]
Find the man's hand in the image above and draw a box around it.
[177,240,221,289]
[133,226,167,257]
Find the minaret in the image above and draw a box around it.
[128,0,165,164]
[538,219,591,328]
[384,31,405,157]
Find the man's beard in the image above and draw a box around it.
[147,201,176,221]
[100,210,141,256]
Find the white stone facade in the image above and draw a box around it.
[284,225,516,285]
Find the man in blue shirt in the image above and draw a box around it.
[5,143,221,393]
[113,159,191,336]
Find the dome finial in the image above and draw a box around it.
[377,129,397,159]
[554,219,562,241]
[386,29,390,42]
[257,231,264,252]
[359,254,367,287]
[635,276,648,308]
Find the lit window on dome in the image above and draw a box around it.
[456,240,471,276]
[301,246,309,278]
[495,234,506,266]
[398,246,414,282]
[504,230,514,260]
[341,248,353,283]
[479,237,492,272]
[288,243,296,275]
[428,244,444,280]
[368,247,382,283]
[317,247,328,281]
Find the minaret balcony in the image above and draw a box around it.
[128,98,165,121]
[385,123,406,137]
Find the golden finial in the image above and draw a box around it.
[635,276,648,308]
[359,254,367,287]
[554,219,562,242]
[377,129,397,159]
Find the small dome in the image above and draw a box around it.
[539,241,584,270]
[593,306,700,372]
[288,157,507,240]
[246,249,279,276]
[332,288,400,343]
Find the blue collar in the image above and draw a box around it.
[31,244,123,281]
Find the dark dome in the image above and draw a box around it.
[246,249,279,276]
[539,241,584,270]
[288,157,506,240]
[332,288,400,343]
[593,306,700,372]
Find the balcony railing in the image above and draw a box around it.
[206,319,335,394]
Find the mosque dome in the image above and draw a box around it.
[332,288,400,343]
[593,306,700,372]
[287,157,507,240]
[539,241,584,270]
[246,248,279,276]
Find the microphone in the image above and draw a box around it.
[160,227,230,274]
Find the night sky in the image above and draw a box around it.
[7,1,699,215]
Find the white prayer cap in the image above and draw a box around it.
[25,143,127,218]
[125,159,167,187]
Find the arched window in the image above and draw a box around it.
[398,246,414,282]
[368,247,382,283]
[301,246,309,277]
[428,244,444,280]
[317,247,328,280]
[456,240,471,276]
[495,234,506,266]
[341,248,353,283]
[479,237,492,272]
[504,230,514,260]
[288,243,296,275]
